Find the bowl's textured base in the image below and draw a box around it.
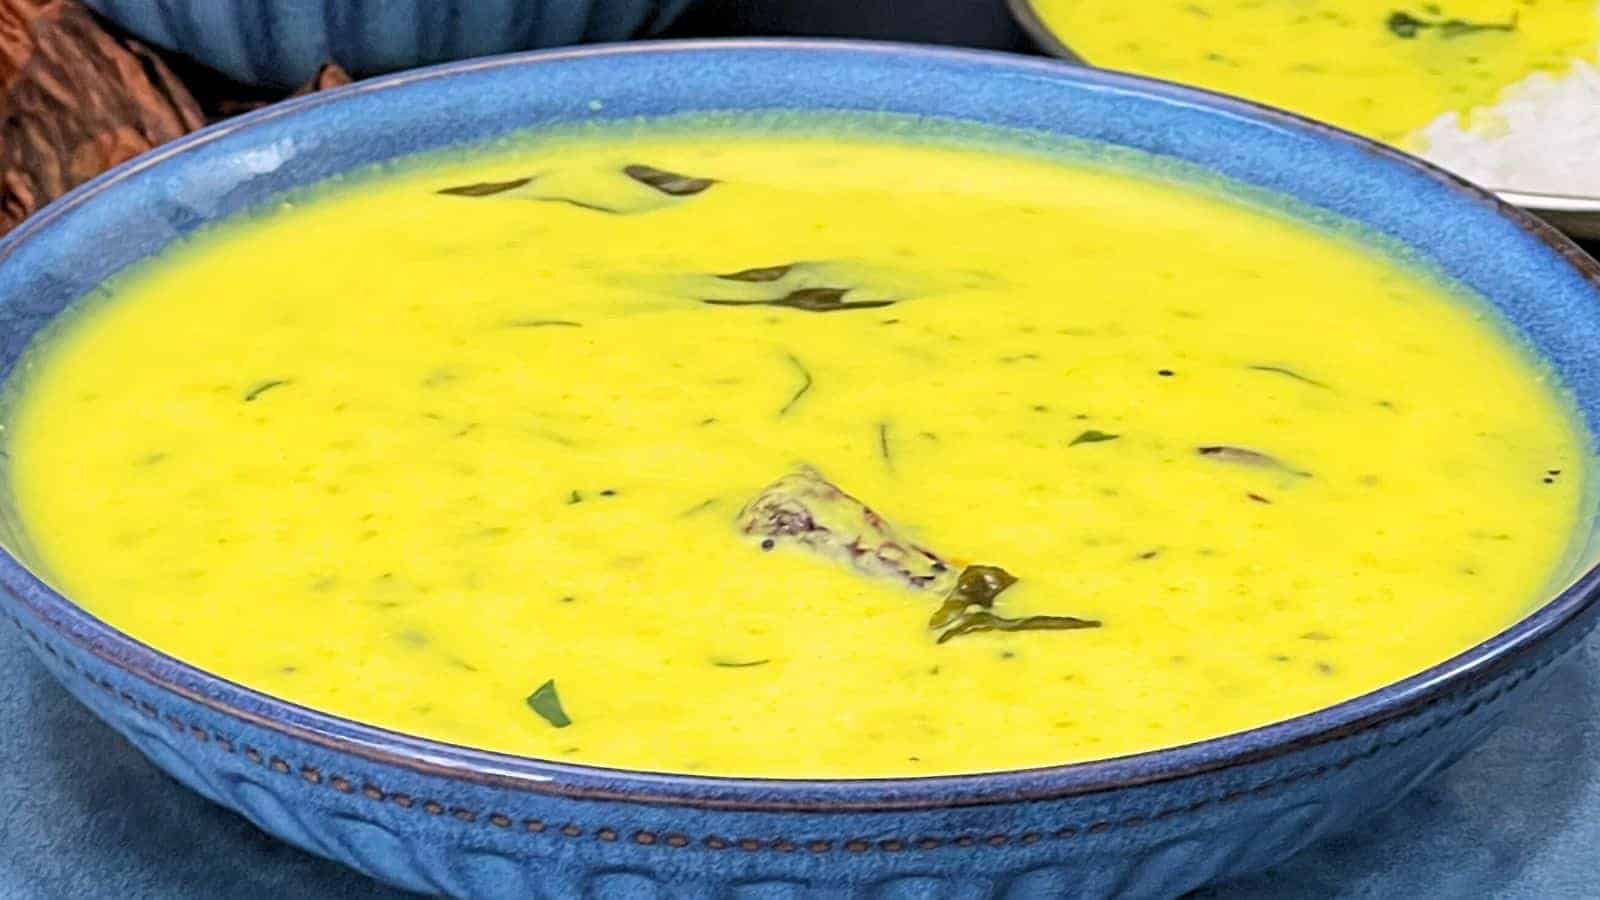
[4,600,1580,898]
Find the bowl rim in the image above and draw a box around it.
[1004,0,1600,215]
[3,36,1600,812]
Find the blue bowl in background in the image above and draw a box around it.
[82,0,702,86]
[3,40,1600,898]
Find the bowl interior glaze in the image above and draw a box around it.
[1,40,1600,809]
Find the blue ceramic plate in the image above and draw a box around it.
[2,40,1600,898]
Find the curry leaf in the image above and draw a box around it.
[1245,364,1329,389]
[703,287,895,313]
[526,679,571,728]
[717,263,797,283]
[936,611,1102,644]
[1197,445,1312,477]
[623,164,716,196]
[243,379,291,402]
[928,565,1019,630]
[437,176,535,197]
[1387,9,1517,39]
[1070,430,1120,446]
[778,353,813,417]
[711,658,771,668]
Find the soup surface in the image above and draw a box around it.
[5,125,1587,777]
[1030,0,1599,146]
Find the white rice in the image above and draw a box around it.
[1414,58,1600,197]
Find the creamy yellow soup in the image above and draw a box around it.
[3,125,1587,777]
[1030,0,1600,146]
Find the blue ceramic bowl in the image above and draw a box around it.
[3,40,1600,899]
[81,0,702,87]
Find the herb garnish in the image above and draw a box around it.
[717,263,797,283]
[437,176,534,197]
[678,493,716,515]
[779,353,813,417]
[928,565,1018,630]
[507,319,583,328]
[878,421,893,470]
[526,679,571,728]
[1070,430,1120,446]
[928,565,1103,643]
[698,260,917,312]
[1197,445,1312,477]
[738,467,1102,644]
[704,287,895,313]
[243,379,291,402]
[534,196,621,215]
[936,610,1102,644]
[711,658,771,668]
[1246,365,1329,389]
[1387,9,1518,39]
[623,164,716,196]
[439,165,712,212]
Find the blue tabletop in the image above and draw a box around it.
[3,617,1598,898]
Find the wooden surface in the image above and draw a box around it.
[0,0,347,236]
